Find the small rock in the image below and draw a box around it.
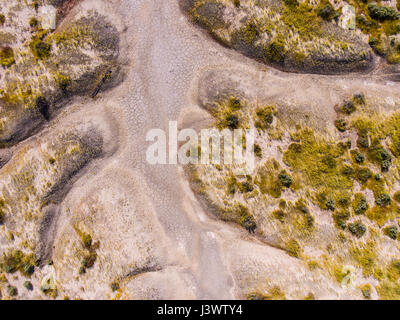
[39,5,57,30]
[339,4,356,30]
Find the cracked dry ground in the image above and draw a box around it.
[1,0,400,300]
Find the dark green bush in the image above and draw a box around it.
[340,100,356,114]
[29,17,38,27]
[333,210,350,229]
[326,199,335,211]
[0,46,15,68]
[7,285,18,297]
[30,40,51,59]
[375,193,391,207]
[381,159,391,172]
[355,152,365,164]
[355,197,368,215]
[225,114,239,129]
[335,119,347,132]
[383,225,398,240]
[368,4,400,21]
[278,172,292,188]
[111,282,120,292]
[264,41,286,64]
[352,93,366,105]
[357,135,369,149]
[317,4,338,21]
[24,281,33,291]
[240,181,254,193]
[348,221,367,238]
[254,144,262,158]
[355,167,372,184]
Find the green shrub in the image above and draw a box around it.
[29,17,38,27]
[284,0,299,7]
[254,144,262,158]
[357,135,369,149]
[368,4,400,21]
[360,284,371,299]
[352,93,366,105]
[7,285,18,297]
[286,239,302,258]
[354,195,368,215]
[340,100,356,114]
[24,281,33,291]
[0,250,36,276]
[233,0,240,7]
[239,181,254,193]
[326,199,335,211]
[278,171,292,188]
[317,3,338,21]
[333,210,350,229]
[354,151,365,164]
[375,193,391,207]
[355,167,372,184]
[273,209,285,222]
[335,119,347,132]
[111,281,120,292]
[383,225,398,240]
[255,106,275,130]
[228,97,242,110]
[348,221,367,238]
[264,41,286,64]
[30,40,51,59]
[381,159,391,172]
[0,14,5,25]
[225,114,239,129]
[0,46,15,68]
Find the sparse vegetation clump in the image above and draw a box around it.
[188,0,373,73]
[353,194,368,215]
[383,226,398,240]
[0,250,36,276]
[29,17,38,28]
[317,2,339,22]
[368,4,400,22]
[7,285,18,297]
[30,39,51,59]
[247,286,286,300]
[24,281,33,291]
[190,79,400,297]
[255,106,276,131]
[335,119,347,132]
[0,46,15,68]
[111,281,120,292]
[75,230,99,275]
[348,221,367,238]
[278,171,292,188]
[340,100,356,115]
[360,284,371,299]
[375,193,391,207]
[286,239,302,258]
